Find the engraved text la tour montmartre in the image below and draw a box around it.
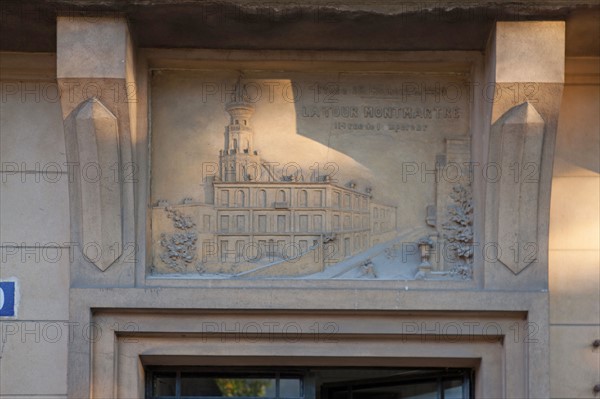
[301,105,461,120]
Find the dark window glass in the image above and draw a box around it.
[153,372,176,396]
[149,368,470,399]
[443,378,465,399]
[180,374,221,396]
[353,381,438,399]
[280,376,302,398]
[330,390,348,399]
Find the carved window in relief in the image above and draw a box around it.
[344,238,351,257]
[236,240,245,258]
[258,215,267,233]
[314,215,323,231]
[257,190,267,207]
[277,215,286,232]
[344,215,351,230]
[236,215,245,232]
[333,215,340,230]
[299,215,308,232]
[220,241,229,262]
[236,190,245,207]
[299,240,308,253]
[313,191,323,207]
[298,190,308,207]
[344,194,351,209]
[277,190,286,204]
[221,191,229,207]
[220,215,229,233]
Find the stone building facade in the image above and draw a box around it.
[0,1,598,398]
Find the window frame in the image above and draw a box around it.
[146,367,473,399]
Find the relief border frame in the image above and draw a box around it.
[134,49,486,290]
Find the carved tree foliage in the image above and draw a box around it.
[443,184,474,279]
[159,206,198,272]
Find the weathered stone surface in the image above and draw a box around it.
[0,325,68,395]
[547,61,600,398]
[550,326,600,399]
[0,84,65,166]
[554,74,600,177]
[549,249,600,325]
[0,172,70,246]
[550,177,600,251]
[57,17,128,79]
[495,21,565,83]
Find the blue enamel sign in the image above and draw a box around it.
[0,281,16,317]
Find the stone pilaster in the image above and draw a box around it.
[483,21,565,289]
[57,16,137,277]
[56,16,138,399]
[481,21,565,399]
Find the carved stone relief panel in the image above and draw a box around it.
[149,69,474,280]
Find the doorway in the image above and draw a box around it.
[146,367,473,399]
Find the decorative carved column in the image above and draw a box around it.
[481,21,565,399]
[492,102,545,275]
[483,21,565,289]
[57,17,139,399]
[57,17,137,276]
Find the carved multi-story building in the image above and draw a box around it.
[201,90,397,271]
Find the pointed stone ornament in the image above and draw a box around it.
[490,102,545,274]
[73,98,123,271]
